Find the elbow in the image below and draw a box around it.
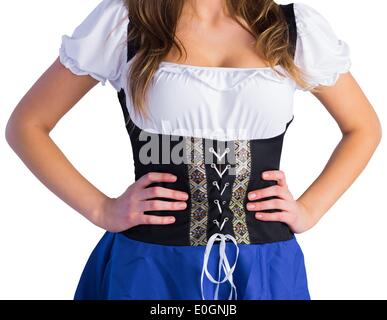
[363,118,382,152]
[5,107,52,152]
[364,119,382,150]
[5,112,28,150]
[343,113,383,147]
[5,116,19,150]
[5,111,51,153]
[373,116,383,147]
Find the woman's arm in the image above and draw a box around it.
[5,58,188,231]
[296,71,382,225]
[5,58,106,225]
[246,71,382,233]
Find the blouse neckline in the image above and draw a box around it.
[158,61,280,72]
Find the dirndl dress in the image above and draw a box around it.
[58,0,351,300]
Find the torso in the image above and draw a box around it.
[118,3,297,246]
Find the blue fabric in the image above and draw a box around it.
[74,232,310,300]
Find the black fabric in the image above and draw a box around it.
[279,3,297,59]
[126,21,140,63]
[245,116,294,243]
[115,110,294,245]
[117,95,192,245]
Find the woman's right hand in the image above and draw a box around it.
[96,172,189,232]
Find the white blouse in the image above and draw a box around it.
[59,0,351,141]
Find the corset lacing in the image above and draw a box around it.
[200,146,240,300]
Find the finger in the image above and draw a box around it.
[141,200,187,212]
[261,170,287,187]
[136,172,178,189]
[254,211,289,223]
[246,199,290,212]
[139,186,189,201]
[247,185,292,201]
[140,214,176,225]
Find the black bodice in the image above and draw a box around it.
[116,3,297,246]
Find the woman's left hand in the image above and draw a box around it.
[246,170,316,234]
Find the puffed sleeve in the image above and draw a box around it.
[59,0,128,91]
[293,2,352,91]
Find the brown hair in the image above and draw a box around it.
[123,0,315,117]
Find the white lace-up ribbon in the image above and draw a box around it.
[200,232,240,300]
[200,145,239,300]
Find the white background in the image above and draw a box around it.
[0,0,386,300]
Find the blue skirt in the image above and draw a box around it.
[74,232,310,300]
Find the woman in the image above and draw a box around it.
[5,0,381,300]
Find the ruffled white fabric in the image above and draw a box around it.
[57,0,353,141]
[59,0,128,91]
[134,60,296,141]
[156,61,288,91]
[294,2,352,90]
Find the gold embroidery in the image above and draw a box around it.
[186,137,208,246]
[229,139,251,244]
